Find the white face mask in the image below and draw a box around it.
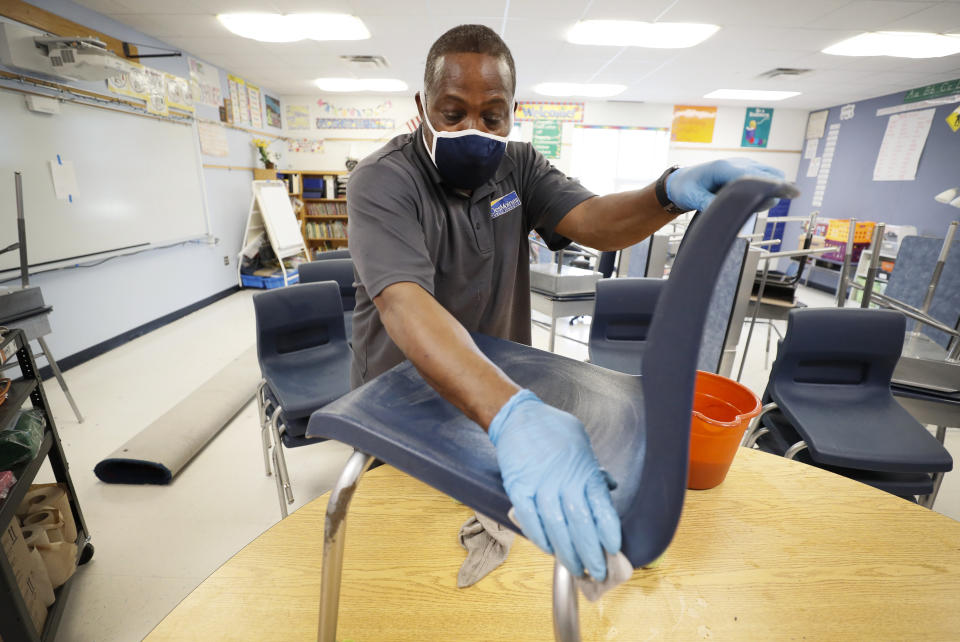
[420,91,509,190]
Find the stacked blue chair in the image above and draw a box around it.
[253,281,352,518]
[744,308,952,504]
[313,248,352,261]
[299,258,357,339]
[304,177,799,641]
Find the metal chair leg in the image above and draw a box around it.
[319,450,374,642]
[256,381,272,476]
[36,336,84,423]
[272,446,288,519]
[269,407,295,505]
[552,560,581,642]
[742,402,778,447]
[784,441,808,460]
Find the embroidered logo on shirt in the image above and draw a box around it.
[490,191,521,219]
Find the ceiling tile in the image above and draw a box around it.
[582,0,673,20]
[805,0,937,30]
[658,0,847,28]
[74,0,137,14]
[108,14,227,37]
[880,2,960,30]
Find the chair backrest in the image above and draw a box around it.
[590,278,664,343]
[625,177,798,565]
[769,308,905,394]
[698,237,749,373]
[884,236,960,348]
[313,249,352,260]
[298,258,357,312]
[253,281,346,374]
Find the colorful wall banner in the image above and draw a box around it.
[741,107,773,147]
[904,78,960,103]
[316,99,393,117]
[288,138,325,153]
[515,101,584,122]
[265,95,282,128]
[106,60,147,100]
[316,118,395,130]
[164,73,193,113]
[671,105,717,143]
[532,120,562,159]
[286,104,310,130]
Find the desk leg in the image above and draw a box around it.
[553,561,581,642]
[319,450,374,642]
[549,317,558,353]
[920,427,948,509]
[37,337,84,423]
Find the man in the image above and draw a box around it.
[348,24,783,582]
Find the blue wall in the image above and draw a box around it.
[782,84,960,289]
[1,1,282,360]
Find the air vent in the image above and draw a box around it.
[756,67,812,80]
[340,55,388,69]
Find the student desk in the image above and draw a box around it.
[147,448,960,641]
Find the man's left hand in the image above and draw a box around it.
[666,158,786,213]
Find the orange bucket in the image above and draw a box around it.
[688,371,761,490]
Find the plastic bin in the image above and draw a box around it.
[688,371,762,490]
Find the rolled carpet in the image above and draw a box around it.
[95,346,259,484]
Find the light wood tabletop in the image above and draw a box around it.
[147,447,960,641]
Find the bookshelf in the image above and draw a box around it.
[271,170,351,256]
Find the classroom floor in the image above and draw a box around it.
[32,286,960,641]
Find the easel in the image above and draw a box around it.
[238,180,311,288]
[0,172,84,423]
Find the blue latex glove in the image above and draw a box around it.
[488,389,621,580]
[666,158,786,213]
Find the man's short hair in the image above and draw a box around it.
[424,24,517,98]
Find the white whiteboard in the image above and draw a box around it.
[0,87,208,272]
[254,181,304,258]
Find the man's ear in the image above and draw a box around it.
[415,91,425,120]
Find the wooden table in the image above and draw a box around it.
[147,448,960,641]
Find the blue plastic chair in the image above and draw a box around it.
[305,178,799,642]
[743,308,952,503]
[313,248,352,261]
[588,278,665,375]
[253,281,352,517]
[298,258,357,339]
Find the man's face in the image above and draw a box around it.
[417,52,514,150]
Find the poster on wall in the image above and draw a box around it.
[265,95,282,128]
[165,73,193,112]
[227,74,250,125]
[197,121,229,157]
[947,106,960,133]
[286,104,310,130]
[741,107,773,147]
[316,118,395,129]
[107,60,147,100]
[227,75,241,124]
[532,120,562,159]
[143,67,168,116]
[806,110,828,139]
[247,84,263,129]
[287,138,325,153]
[671,105,717,143]
[188,57,222,108]
[515,102,584,122]
[873,109,935,182]
[316,98,392,117]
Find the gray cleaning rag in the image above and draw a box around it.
[506,507,634,601]
[457,512,516,588]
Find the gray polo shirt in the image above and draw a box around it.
[348,127,595,388]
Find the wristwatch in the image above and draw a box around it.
[654,166,689,215]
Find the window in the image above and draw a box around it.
[571,126,670,195]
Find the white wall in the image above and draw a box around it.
[1,0,282,361]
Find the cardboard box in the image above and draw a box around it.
[1,520,48,636]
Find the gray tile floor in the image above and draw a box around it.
[27,284,958,640]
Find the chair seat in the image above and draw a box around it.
[757,410,935,496]
[588,342,646,375]
[262,346,352,420]
[770,388,952,474]
[308,333,647,543]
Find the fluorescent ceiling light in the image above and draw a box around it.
[313,78,407,92]
[217,13,370,43]
[567,20,719,48]
[704,89,801,101]
[823,31,960,58]
[533,82,626,98]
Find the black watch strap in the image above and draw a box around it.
[655,166,689,215]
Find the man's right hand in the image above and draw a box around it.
[488,389,622,581]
